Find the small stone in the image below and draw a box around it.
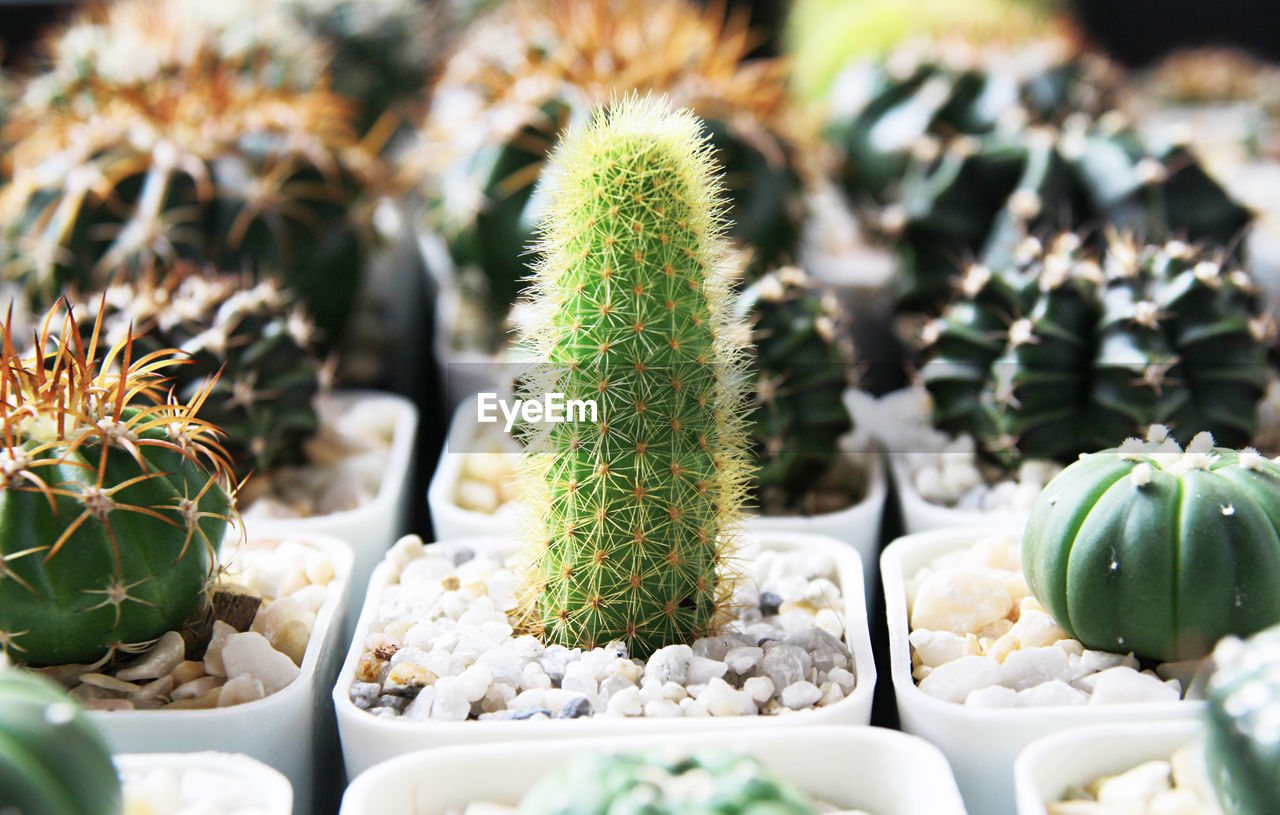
[458,663,493,702]
[78,673,140,695]
[203,621,238,677]
[170,660,207,686]
[759,592,782,615]
[117,631,186,681]
[561,662,598,696]
[644,645,692,685]
[686,656,728,685]
[385,663,438,697]
[1000,647,1070,691]
[221,632,301,694]
[780,681,823,710]
[918,655,1001,703]
[964,686,1018,708]
[600,674,636,699]
[521,661,552,691]
[431,677,471,721]
[724,646,763,675]
[1092,760,1172,804]
[172,676,222,700]
[129,676,174,704]
[403,687,436,721]
[909,630,968,669]
[606,686,642,716]
[761,643,810,688]
[349,682,381,710]
[911,569,1014,636]
[511,707,552,720]
[643,699,681,717]
[217,676,266,707]
[555,695,592,718]
[743,676,775,705]
[827,667,856,693]
[1088,667,1182,705]
[1017,680,1089,707]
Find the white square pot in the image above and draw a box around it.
[1013,720,1205,815]
[428,394,888,597]
[338,726,966,815]
[334,532,877,778]
[886,454,1030,534]
[115,751,293,815]
[881,529,1201,815]
[89,533,353,815]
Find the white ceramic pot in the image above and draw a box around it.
[428,394,889,596]
[338,726,966,815]
[334,532,877,778]
[886,454,1029,534]
[881,529,1201,815]
[246,389,418,629]
[89,533,353,815]
[115,751,294,815]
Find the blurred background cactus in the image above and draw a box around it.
[1206,624,1280,815]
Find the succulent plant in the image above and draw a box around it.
[921,233,1272,467]
[71,262,324,479]
[417,0,809,336]
[516,95,752,659]
[738,267,855,514]
[1205,623,1280,815]
[0,669,122,815]
[1022,427,1280,662]
[0,304,237,667]
[889,112,1252,313]
[520,749,815,815]
[0,0,381,344]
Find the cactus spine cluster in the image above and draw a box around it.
[72,262,325,479]
[517,95,751,659]
[0,0,381,342]
[922,233,1272,467]
[0,305,237,666]
[738,267,855,513]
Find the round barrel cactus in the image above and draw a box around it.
[1205,624,1280,815]
[521,749,815,815]
[0,306,236,667]
[516,95,752,658]
[0,670,121,815]
[1023,428,1280,662]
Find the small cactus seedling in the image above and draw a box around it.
[72,263,324,479]
[738,267,855,513]
[922,233,1272,467]
[517,95,752,659]
[0,304,237,666]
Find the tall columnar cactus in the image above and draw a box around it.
[738,267,855,513]
[0,670,122,815]
[0,0,381,343]
[517,96,752,659]
[418,0,809,336]
[0,305,237,666]
[1205,624,1280,815]
[921,233,1272,467]
[72,262,324,479]
[1023,428,1280,662]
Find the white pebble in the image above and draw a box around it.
[1016,680,1089,706]
[220,632,300,694]
[780,681,823,710]
[911,569,1013,635]
[1088,668,1183,705]
[724,646,763,674]
[1094,761,1173,804]
[964,686,1018,708]
[1000,647,1071,691]
[918,656,1002,704]
[606,686,642,717]
[743,676,775,704]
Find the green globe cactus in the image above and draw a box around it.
[1022,427,1280,662]
[921,233,1272,468]
[738,267,855,514]
[520,749,815,815]
[0,305,237,667]
[0,669,122,815]
[516,95,752,659]
[1205,624,1280,815]
[72,262,324,479]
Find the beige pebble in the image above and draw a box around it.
[203,620,237,677]
[79,673,140,695]
[271,619,312,666]
[117,631,185,681]
[170,660,207,686]
[911,569,1013,635]
[172,675,224,700]
[165,688,221,710]
[218,675,267,707]
[387,662,438,689]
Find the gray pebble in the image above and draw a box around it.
[375,694,410,713]
[555,695,592,718]
[512,706,552,720]
[759,591,782,615]
[349,682,381,710]
[450,548,475,565]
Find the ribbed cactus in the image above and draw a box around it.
[0,305,236,667]
[517,95,751,659]
[1205,624,1280,815]
[72,262,324,479]
[0,670,121,815]
[738,267,855,513]
[0,0,380,343]
[922,233,1272,467]
[418,0,808,335]
[1023,428,1280,662]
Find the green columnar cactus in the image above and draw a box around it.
[0,0,380,344]
[890,113,1251,313]
[738,267,855,513]
[73,263,324,479]
[0,306,237,666]
[1205,624,1280,815]
[517,95,752,659]
[921,234,1272,467]
[419,0,809,338]
[520,750,815,815]
[1022,428,1280,662]
[0,670,122,815]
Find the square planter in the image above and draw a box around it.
[116,751,293,815]
[334,532,877,778]
[88,532,353,815]
[338,726,967,815]
[882,529,1201,815]
[1013,721,1206,815]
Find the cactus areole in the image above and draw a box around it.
[518,95,752,659]
[1205,626,1280,815]
[0,309,236,667]
[1023,428,1280,663]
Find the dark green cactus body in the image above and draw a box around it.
[519,96,750,658]
[1205,624,1280,815]
[0,671,121,815]
[1023,432,1280,662]
[520,750,815,815]
[922,235,1270,467]
[738,268,854,513]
